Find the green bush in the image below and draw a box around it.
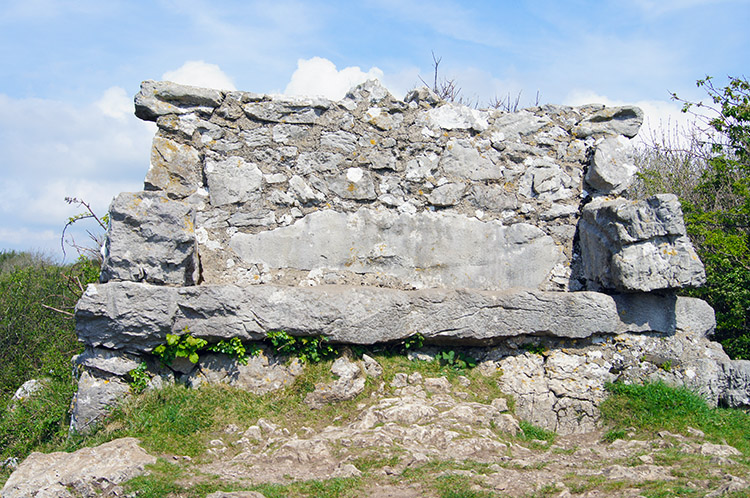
[0,252,100,473]
[635,75,750,359]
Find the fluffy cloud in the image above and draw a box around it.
[162,61,237,91]
[284,57,386,100]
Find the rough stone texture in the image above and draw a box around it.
[187,349,303,393]
[585,135,637,194]
[145,136,204,199]
[305,356,366,409]
[229,209,562,290]
[126,79,649,291]
[1,438,155,498]
[69,369,130,434]
[719,359,750,407]
[579,194,706,291]
[572,105,644,138]
[100,191,199,286]
[70,79,750,436]
[491,324,731,434]
[8,379,44,412]
[76,282,715,351]
[135,80,225,121]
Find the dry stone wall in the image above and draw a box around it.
[71,79,746,435]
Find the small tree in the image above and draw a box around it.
[668,76,750,358]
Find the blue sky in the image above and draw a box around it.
[1,0,749,259]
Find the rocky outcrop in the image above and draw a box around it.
[0,438,155,498]
[68,79,747,436]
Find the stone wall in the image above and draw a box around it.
[71,79,746,435]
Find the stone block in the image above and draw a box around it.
[579,195,705,291]
[100,191,199,286]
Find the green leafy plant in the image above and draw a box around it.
[127,362,150,394]
[153,330,207,365]
[401,333,425,351]
[436,350,477,371]
[266,330,337,364]
[638,75,750,359]
[207,337,252,365]
[521,342,547,355]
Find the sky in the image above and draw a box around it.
[1,0,749,260]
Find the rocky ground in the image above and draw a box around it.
[4,354,749,498]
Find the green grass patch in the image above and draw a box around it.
[518,420,556,443]
[600,381,750,455]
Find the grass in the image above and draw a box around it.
[517,420,556,444]
[600,381,750,456]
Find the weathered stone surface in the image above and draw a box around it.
[585,135,637,194]
[205,155,263,206]
[439,139,501,181]
[1,438,155,498]
[229,209,561,291]
[135,80,224,121]
[427,182,466,206]
[74,347,141,377]
[579,194,706,291]
[305,356,366,408]
[9,379,44,411]
[145,137,203,198]
[75,281,715,353]
[573,105,644,138]
[69,369,130,434]
[100,191,199,286]
[427,104,489,132]
[187,350,302,393]
[719,360,750,407]
[206,492,266,498]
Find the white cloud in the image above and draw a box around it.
[284,57,386,100]
[162,61,237,91]
[95,86,132,120]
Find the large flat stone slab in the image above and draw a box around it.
[229,209,562,290]
[75,282,715,352]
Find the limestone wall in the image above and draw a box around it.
[101,80,687,292]
[71,79,739,436]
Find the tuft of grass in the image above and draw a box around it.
[518,420,556,443]
[602,428,627,443]
[600,381,750,455]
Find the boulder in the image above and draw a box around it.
[1,438,155,498]
[579,194,706,291]
[573,105,644,138]
[305,356,366,408]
